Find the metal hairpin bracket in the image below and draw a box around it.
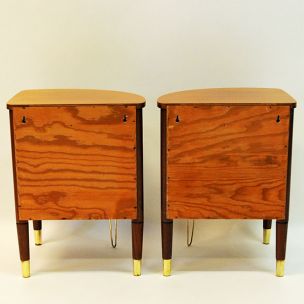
[109,220,118,248]
[187,220,195,247]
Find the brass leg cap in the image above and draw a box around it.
[276,260,285,277]
[34,230,42,246]
[263,228,271,245]
[133,259,141,276]
[163,259,171,276]
[21,260,30,278]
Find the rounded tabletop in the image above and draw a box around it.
[7,89,145,108]
[158,88,296,107]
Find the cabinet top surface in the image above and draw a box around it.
[158,88,296,107]
[7,89,145,108]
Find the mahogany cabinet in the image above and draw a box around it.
[158,88,296,277]
[8,89,145,277]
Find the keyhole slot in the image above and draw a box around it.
[123,115,127,123]
[175,115,180,123]
[22,116,26,124]
[276,115,280,123]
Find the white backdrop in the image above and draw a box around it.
[0,1,304,303]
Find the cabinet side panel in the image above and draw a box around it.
[167,105,289,219]
[13,106,137,220]
[9,110,20,220]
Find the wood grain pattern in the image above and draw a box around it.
[167,105,290,219]
[7,89,145,108]
[158,88,296,107]
[13,105,138,220]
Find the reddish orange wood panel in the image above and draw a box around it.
[12,106,137,220]
[167,105,290,219]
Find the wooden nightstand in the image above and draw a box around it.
[7,89,145,277]
[158,88,296,277]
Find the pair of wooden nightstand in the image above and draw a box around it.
[7,88,296,278]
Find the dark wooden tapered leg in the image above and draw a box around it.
[161,221,173,276]
[162,221,173,260]
[263,219,272,245]
[33,220,42,230]
[132,222,143,260]
[11,112,30,277]
[33,220,42,246]
[274,107,293,277]
[132,221,143,276]
[276,220,288,277]
[160,107,173,276]
[132,108,144,276]
[16,221,30,278]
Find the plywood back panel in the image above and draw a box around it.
[13,105,137,220]
[167,105,290,219]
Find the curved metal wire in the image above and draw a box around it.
[109,220,118,248]
[187,220,195,247]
